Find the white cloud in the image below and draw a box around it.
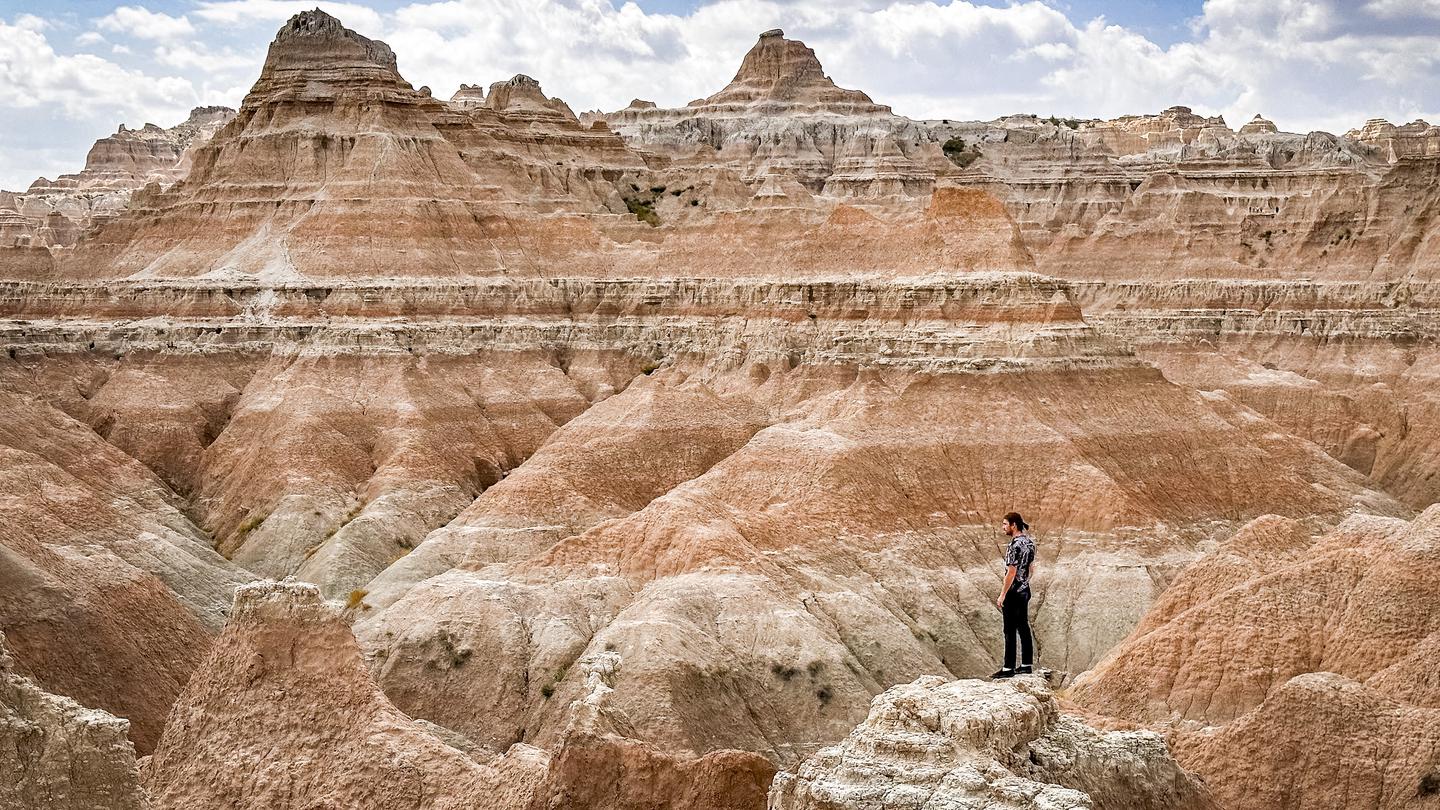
[193,0,385,32]
[0,17,198,188]
[1364,0,1440,19]
[7,0,1440,191]
[97,6,196,41]
[14,13,48,31]
[0,20,194,116]
[152,39,264,72]
[363,0,1440,131]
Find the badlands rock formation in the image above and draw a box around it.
[1,632,146,809]
[603,29,937,196]
[143,579,551,809]
[770,675,1217,810]
[143,579,774,810]
[1,8,1437,810]
[0,358,250,752]
[1348,117,1440,160]
[1070,507,1440,810]
[2,106,234,248]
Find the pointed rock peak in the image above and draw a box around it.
[1240,114,1278,135]
[273,8,394,65]
[257,9,402,86]
[486,74,576,119]
[699,29,887,113]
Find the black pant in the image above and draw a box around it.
[1002,588,1033,669]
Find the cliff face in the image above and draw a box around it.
[2,9,1438,810]
[142,579,551,809]
[770,675,1218,810]
[1069,507,1440,810]
[2,106,234,248]
[143,580,775,810]
[1,632,146,809]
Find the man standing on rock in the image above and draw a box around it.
[992,511,1035,679]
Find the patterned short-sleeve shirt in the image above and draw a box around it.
[1004,533,1035,595]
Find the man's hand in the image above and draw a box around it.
[998,564,1017,611]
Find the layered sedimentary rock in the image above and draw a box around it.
[1074,106,1227,155]
[770,674,1217,810]
[603,30,939,196]
[531,650,777,810]
[1348,117,1440,160]
[2,7,1439,809]
[3,106,234,248]
[0,356,251,752]
[144,580,777,810]
[342,270,1399,763]
[54,10,641,282]
[32,107,235,194]
[1238,114,1277,135]
[1073,279,1440,508]
[1069,507,1440,810]
[1,632,146,810]
[143,579,550,809]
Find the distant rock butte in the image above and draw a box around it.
[694,29,889,115]
[4,106,234,247]
[1347,117,1440,160]
[1238,113,1278,135]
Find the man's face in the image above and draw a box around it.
[1001,520,1014,536]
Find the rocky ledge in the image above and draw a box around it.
[1,632,145,809]
[771,674,1218,810]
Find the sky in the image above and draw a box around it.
[1,0,1439,190]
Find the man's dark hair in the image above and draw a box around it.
[1004,512,1028,532]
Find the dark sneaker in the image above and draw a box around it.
[991,668,1015,680]
[1016,665,1033,675]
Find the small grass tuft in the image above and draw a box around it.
[235,513,266,538]
[770,662,800,681]
[1420,773,1440,796]
[345,589,368,610]
[941,136,982,168]
[625,197,660,227]
[540,666,568,699]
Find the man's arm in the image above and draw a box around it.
[997,565,1016,609]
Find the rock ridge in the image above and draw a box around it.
[1,632,147,809]
[769,674,1218,810]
